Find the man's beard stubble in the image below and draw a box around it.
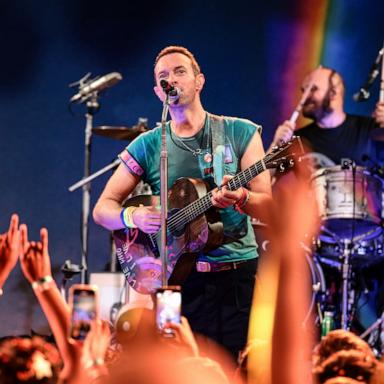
[302,91,332,122]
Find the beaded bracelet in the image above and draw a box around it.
[120,206,138,228]
[31,275,54,292]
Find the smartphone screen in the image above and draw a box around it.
[69,285,98,340]
[155,286,181,336]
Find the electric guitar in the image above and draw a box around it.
[113,136,303,294]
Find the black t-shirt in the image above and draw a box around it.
[296,114,383,165]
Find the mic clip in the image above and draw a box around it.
[160,79,179,98]
[341,158,355,170]
[69,72,96,89]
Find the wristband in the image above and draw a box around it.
[120,206,138,228]
[31,275,54,292]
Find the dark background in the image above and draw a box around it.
[0,0,383,335]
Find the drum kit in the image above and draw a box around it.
[253,153,384,353]
[293,153,384,355]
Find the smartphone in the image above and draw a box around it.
[155,286,181,337]
[68,284,99,341]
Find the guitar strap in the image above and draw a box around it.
[209,113,226,187]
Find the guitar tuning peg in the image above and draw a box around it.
[278,163,286,172]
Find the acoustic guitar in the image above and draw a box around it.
[113,137,303,294]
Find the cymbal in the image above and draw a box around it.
[370,127,384,141]
[92,125,148,141]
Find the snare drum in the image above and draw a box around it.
[311,166,384,240]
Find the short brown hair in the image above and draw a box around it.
[154,46,201,76]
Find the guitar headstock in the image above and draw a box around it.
[265,136,304,171]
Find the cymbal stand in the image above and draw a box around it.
[360,311,384,342]
[340,239,353,329]
[79,93,99,283]
[380,41,384,103]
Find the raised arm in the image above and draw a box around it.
[19,224,71,371]
[0,214,20,292]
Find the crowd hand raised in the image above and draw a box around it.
[0,214,20,287]
[132,205,161,234]
[373,101,384,128]
[82,320,111,368]
[63,320,110,383]
[162,316,199,357]
[19,224,52,284]
[211,175,244,209]
[271,120,296,148]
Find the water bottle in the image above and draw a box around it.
[321,311,335,337]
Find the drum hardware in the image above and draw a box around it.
[68,152,152,274]
[353,45,383,103]
[360,311,384,357]
[340,239,353,330]
[310,158,384,331]
[68,74,148,280]
[316,227,384,268]
[68,72,122,283]
[353,44,384,141]
[92,118,149,141]
[59,259,83,301]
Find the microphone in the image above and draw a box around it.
[160,79,180,99]
[353,47,384,102]
[70,72,122,102]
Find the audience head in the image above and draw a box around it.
[314,349,376,383]
[312,330,378,384]
[115,305,157,348]
[0,336,62,384]
[313,330,376,369]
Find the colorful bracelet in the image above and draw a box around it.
[234,188,250,214]
[31,275,54,292]
[120,206,138,228]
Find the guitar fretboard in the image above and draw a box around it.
[167,155,270,232]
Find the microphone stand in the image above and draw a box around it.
[159,95,171,287]
[80,92,99,283]
[380,42,384,103]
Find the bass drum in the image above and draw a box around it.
[311,166,384,241]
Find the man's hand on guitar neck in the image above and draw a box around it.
[132,205,161,234]
[211,175,246,209]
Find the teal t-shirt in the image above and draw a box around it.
[122,113,262,262]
